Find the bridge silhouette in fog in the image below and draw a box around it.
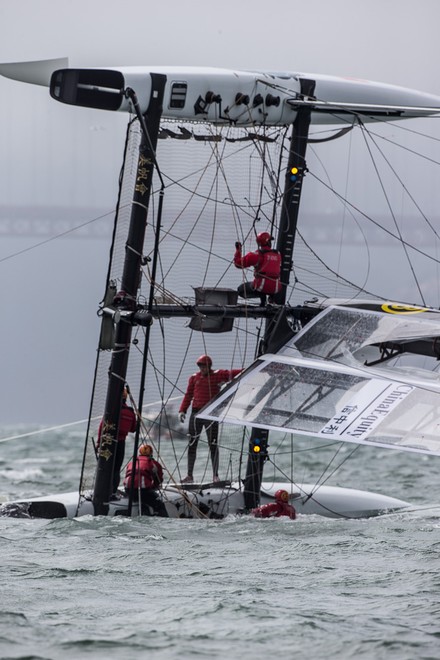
[0,205,437,248]
[0,206,113,239]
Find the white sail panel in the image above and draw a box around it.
[318,379,414,439]
[201,308,440,456]
[202,356,440,455]
[280,305,440,366]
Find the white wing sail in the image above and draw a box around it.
[201,306,440,456]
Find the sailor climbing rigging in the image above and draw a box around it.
[233,232,282,305]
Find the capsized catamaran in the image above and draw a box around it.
[2,58,440,519]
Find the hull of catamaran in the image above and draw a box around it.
[1,59,440,125]
[0,483,409,520]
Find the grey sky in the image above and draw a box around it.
[1,0,440,425]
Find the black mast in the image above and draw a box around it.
[93,74,166,515]
[242,79,316,510]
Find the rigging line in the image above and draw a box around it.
[306,150,373,299]
[294,277,369,301]
[272,127,290,227]
[157,144,224,284]
[220,124,280,213]
[207,124,271,242]
[79,315,111,491]
[0,208,116,264]
[363,129,440,167]
[252,127,273,234]
[145,376,186,454]
[212,128,283,287]
[141,266,189,309]
[361,124,440,242]
[209,124,243,198]
[160,185,214,282]
[0,419,90,443]
[306,444,362,497]
[155,126,221,220]
[263,457,352,519]
[263,449,297,487]
[131,406,209,518]
[300,495,353,519]
[275,439,353,453]
[336,121,354,297]
[104,118,137,294]
[245,126,273,227]
[361,112,440,146]
[166,127,276,292]
[131,343,187,397]
[145,322,192,466]
[160,172,279,214]
[125,89,165,189]
[308,125,355,144]
[308,170,440,267]
[253,78,418,136]
[359,121,426,305]
[148,319,192,403]
[295,228,383,298]
[141,328,190,475]
[222,196,253,249]
[0,396,183,444]
[200,125,229,286]
[307,133,374,298]
[158,125,281,192]
[230,319,253,375]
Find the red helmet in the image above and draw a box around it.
[256,231,272,246]
[275,489,289,503]
[139,444,153,457]
[196,354,212,367]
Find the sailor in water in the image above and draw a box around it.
[179,355,242,483]
[233,232,282,305]
[252,489,297,520]
[124,444,168,517]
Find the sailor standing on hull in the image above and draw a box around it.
[179,355,242,484]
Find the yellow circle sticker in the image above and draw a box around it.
[381,303,429,315]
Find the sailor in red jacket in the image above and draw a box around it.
[234,231,282,305]
[124,444,168,517]
[252,489,297,520]
[179,354,242,483]
[97,386,137,495]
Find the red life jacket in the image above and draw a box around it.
[254,248,282,294]
[179,369,243,413]
[118,404,137,440]
[124,456,158,489]
[252,501,296,520]
[97,402,137,447]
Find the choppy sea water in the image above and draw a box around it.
[0,427,440,660]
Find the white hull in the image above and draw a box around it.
[0,482,410,520]
[2,59,440,125]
